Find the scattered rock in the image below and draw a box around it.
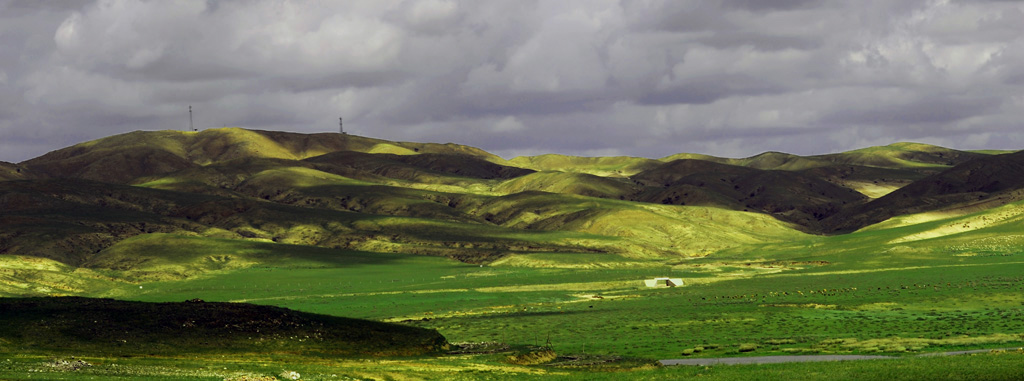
[47,358,91,371]
[279,370,301,380]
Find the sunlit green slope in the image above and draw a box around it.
[508,154,661,177]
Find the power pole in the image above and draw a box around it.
[189,105,194,132]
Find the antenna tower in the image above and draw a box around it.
[339,117,346,134]
[189,105,194,132]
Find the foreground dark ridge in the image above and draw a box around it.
[0,297,448,356]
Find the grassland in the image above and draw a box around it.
[4,204,1020,379]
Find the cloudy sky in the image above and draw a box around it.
[1,0,1023,162]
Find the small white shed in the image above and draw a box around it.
[644,277,684,287]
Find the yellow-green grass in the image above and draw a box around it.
[0,255,125,296]
[4,350,1024,380]
[508,154,661,177]
[492,171,637,199]
[820,142,979,170]
[5,208,1024,377]
[72,213,1024,361]
[29,128,508,177]
[660,152,829,171]
[471,192,809,258]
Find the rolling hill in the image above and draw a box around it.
[3,127,1022,278]
[630,159,869,231]
[823,150,1024,233]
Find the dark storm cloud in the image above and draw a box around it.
[638,74,788,105]
[1,0,1023,162]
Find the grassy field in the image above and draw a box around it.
[3,350,1024,380]
[4,198,1024,378]
[0,202,1010,378]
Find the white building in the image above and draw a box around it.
[644,277,684,287]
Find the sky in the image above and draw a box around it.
[1,0,1023,163]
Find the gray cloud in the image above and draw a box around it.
[1,0,1023,163]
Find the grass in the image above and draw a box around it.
[69,222,1024,364]
[2,346,1022,379]
[507,154,661,177]
[5,221,1024,378]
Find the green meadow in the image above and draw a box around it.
[7,205,1016,379]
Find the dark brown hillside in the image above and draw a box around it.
[631,159,752,186]
[249,129,505,162]
[822,150,1024,233]
[305,151,533,180]
[22,145,196,183]
[0,179,212,264]
[632,159,869,232]
[798,165,927,197]
[0,179,585,266]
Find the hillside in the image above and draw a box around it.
[0,162,30,181]
[661,142,985,173]
[823,150,1024,233]
[508,154,661,177]
[21,128,504,183]
[630,159,869,231]
[3,128,1022,271]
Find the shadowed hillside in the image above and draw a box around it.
[0,178,604,268]
[631,159,869,231]
[305,151,533,182]
[0,162,31,181]
[824,150,1024,233]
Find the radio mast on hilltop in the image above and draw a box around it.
[339,117,346,134]
[189,105,194,132]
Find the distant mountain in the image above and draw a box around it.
[660,142,986,173]
[21,128,503,183]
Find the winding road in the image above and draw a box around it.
[660,348,1022,366]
